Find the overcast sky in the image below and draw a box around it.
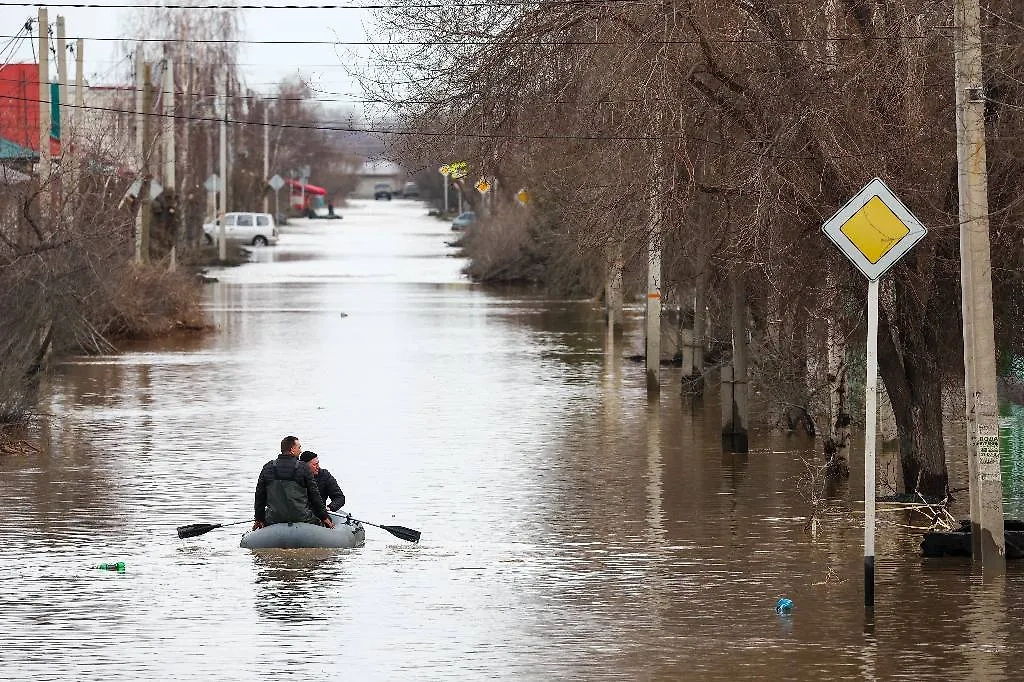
[0,3,376,104]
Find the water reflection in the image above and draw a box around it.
[2,203,1024,680]
[252,551,354,624]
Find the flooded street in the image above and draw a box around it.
[3,200,1024,680]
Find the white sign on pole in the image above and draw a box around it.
[821,177,927,281]
[821,176,927,613]
[268,174,284,191]
[148,180,163,200]
[204,174,220,193]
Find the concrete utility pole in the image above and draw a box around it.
[646,230,662,394]
[263,103,270,214]
[73,38,83,215]
[954,0,1005,568]
[56,16,67,218]
[134,45,144,261]
[606,242,623,333]
[164,57,177,269]
[722,274,749,452]
[37,8,51,216]
[218,77,228,261]
[138,63,153,264]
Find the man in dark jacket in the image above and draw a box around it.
[299,450,346,511]
[253,436,335,530]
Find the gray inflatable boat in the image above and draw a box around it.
[239,512,365,550]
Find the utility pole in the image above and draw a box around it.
[73,38,83,217]
[134,45,144,262]
[164,57,177,270]
[263,102,270,214]
[139,63,153,264]
[955,0,1005,569]
[218,76,227,261]
[56,16,67,218]
[37,8,51,220]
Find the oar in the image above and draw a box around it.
[335,513,420,543]
[176,520,252,539]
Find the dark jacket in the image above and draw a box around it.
[314,468,346,511]
[254,455,329,525]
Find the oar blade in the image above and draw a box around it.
[176,523,220,539]
[381,524,421,543]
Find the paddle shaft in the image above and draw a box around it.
[335,513,421,543]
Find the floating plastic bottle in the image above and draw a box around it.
[94,562,126,573]
[775,597,794,614]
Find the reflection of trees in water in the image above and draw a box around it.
[251,550,353,624]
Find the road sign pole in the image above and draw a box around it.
[864,277,879,611]
[821,177,929,616]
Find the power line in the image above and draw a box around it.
[0,91,957,161]
[0,33,943,47]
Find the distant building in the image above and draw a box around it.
[0,63,62,159]
[352,159,404,199]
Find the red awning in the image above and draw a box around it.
[286,178,327,196]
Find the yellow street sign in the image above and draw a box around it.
[475,178,491,194]
[439,165,451,177]
[516,188,530,206]
[822,178,927,281]
[839,196,911,264]
[448,161,468,180]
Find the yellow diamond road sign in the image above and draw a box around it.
[822,177,927,281]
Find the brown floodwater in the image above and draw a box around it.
[2,199,1024,680]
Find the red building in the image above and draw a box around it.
[0,63,61,156]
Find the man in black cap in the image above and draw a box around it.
[300,450,346,512]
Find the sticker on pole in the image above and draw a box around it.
[822,177,927,281]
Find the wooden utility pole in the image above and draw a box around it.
[37,8,51,217]
[954,0,1005,568]
[139,64,153,263]
[164,57,177,269]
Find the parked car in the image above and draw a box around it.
[374,183,393,200]
[451,211,477,231]
[401,181,419,198]
[203,212,279,246]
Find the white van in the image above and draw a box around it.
[203,212,279,246]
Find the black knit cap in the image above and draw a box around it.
[299,451,319,463]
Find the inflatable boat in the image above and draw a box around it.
[239,512,365,550]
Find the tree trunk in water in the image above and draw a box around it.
[876,303,948,499]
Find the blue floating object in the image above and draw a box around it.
[775,598,794,614]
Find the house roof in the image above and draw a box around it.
[0,137,38,161]
[357,159,404,177]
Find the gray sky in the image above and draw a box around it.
[0,3,376,103]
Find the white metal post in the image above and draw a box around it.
[864,277,879,610]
